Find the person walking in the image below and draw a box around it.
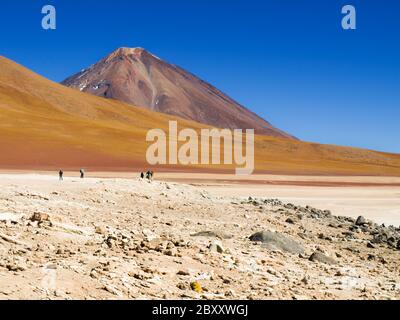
[80,169,85,179]
[145,171,154,181]
[59,170,64,181]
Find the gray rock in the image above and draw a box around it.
[355,216,368,226]
[346,217,356,224]
[323,210,332,217]
[163,248,177,256]
[328,221,340,229]
[285,218,296,224]
[309,252,337,265]
[367,242,376,249]
[249,231,305,254]
[342,231,355,239]
[372,231,391,244]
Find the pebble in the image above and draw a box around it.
[355,216,368,226]
[309,252,337,265]
[209,241,224,254]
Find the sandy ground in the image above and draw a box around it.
[154,173,400,227]
[1,171,399,226]
[0,173,399,300]
[200,185,400,227]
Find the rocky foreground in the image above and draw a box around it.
[0,175,399,300]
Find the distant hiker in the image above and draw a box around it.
[140,172,145,179]
[80,169,85,179]
[145,171,154,181]
[59,170,64,181]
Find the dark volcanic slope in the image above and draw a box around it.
[62,48,295,139]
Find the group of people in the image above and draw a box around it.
[141,170,154,181]
[58,169,85,181]
[58,169,154,181]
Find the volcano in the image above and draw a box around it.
[61,48,294,139]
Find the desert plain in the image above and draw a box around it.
[0,172,399,300]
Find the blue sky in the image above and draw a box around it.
[1,0,399,153]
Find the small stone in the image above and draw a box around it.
[142,229,157,241]
[225,289,236,297]
[90,270,99,279]
[367,242,376,249]
[309,252,337,265]
[355,216,368,226]
[164,248,177,256]
[177,270,190,276]
[30,212,50,223]
[367,254,376,261]
[379,257,387,264]
[6,263,26,272]
[301,275,310,285]
[285,218,296,224]
[177,283,187,290]
[103,284,123,297]
[209,241,224,254]
[95,226,106,235]
[54,290,66,298]
[328,222,340,229]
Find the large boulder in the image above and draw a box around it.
[249,231,305,254]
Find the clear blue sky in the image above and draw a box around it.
[1,0,399,153]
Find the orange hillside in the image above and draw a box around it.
[1,56,400,175]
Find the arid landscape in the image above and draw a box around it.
[1,48,400,301]
[0,173,399,300]
[0,53,400,175]
[1,0,400,307]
